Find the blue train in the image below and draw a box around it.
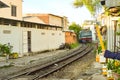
[79,29,92,43]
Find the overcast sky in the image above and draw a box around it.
[23,0,93,24]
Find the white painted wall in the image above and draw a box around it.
[106,17,120,51]
[0,25,65,57]
[90,25,96,41]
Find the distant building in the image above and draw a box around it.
[23,16,45,24]
[82,20,95,29]
[25,14,69,30]
[82,20,97,41]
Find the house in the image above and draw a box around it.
[0,0,65,57]
[25,13,69,30]
[99,0,120,52]
[0,0,22,20]
[102,16,120,52]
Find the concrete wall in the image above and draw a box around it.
[65,31,77,44]
[0,25,65,57]
[23,16,45,24]
[90,25,96,41]
[25,14,68,29]
[62,16,68,30]
[49,15,62,26]
[0,0,22,20]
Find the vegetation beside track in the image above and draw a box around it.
[69,42,80,49]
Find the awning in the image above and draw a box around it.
[0,1,9,8]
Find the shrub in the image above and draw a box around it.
[70,42,80,49]
[0,43,12,56]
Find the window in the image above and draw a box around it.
[11,5,17,17]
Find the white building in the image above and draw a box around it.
[0,0,66,57]
[83,20,97,41]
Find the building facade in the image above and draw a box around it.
[0,1,66,57]
[0,0,22,20]
[25,14,68,30]
[0,24,65,57]
[98,0,120,51]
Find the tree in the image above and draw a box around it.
[69,22,82,40]
[73,0,101,16]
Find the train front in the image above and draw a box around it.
[79,29,92,43]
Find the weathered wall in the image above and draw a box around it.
[0,25,65,57]
[65,31,77,44]
[49,15,62,26]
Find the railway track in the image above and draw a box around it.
[1,44,94,80]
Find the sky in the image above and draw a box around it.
[23,0,93,24]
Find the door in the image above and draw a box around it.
[22,31,31,53]
[27,31,31,52]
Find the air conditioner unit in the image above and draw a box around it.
[105,0,120,7]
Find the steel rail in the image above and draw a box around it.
[1,44,93,80]
[31,44,93,80]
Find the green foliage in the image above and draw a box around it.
[73,0,83,7]
[107,59,120,75]
[97,40,106,54]
[97,45,102,54]
[116,19,120,36]
[0,64,13,69]
[118,78,120,80]
[116,32,120,36]
[73,0,101,15]
[107,60,115,70]
[103,40,107,49]
[0,44,12,55]
[69,22,82,40]
[73,0,84,8]
[70,42,80,49]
